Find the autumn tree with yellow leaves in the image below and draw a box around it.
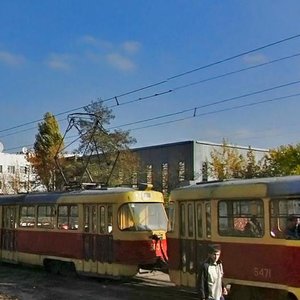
[28,112,64,191]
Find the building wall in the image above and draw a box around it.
[134,140,269,196]
[133,141,195,196]
[193,141,269,182]
[0,152,36,194]
[0,140,269,195]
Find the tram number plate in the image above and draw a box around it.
[253,267,272,279]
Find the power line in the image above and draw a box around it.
[2,49,300,140]
[111,79,300,129]
[1,33,300,135]
[167,33,300,80]
[173,52,300,91]
[5,90,300,152]
[124,92,300,132]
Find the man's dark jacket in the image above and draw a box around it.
[197,258,223,300]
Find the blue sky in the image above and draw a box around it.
[1,0,300,153]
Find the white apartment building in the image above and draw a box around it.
[0,151,36,194]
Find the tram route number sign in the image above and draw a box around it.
[253,267,272,279]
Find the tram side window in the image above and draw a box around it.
[118,204,134,231]
[58,205,78,230]
[107,205,113,233]
[167,202,175,232]
[99,205,113,234]
[205,203,211,238]
[3,206,16,229]
[270,198,300,239]
[84,206,89,232]
[187,203,194,237]
[37,205,55,229]
[196,203,203,238]
[218,199,264,238]
[100,206,106,233]
[84,205,97,233]
[180,203,186,236]
[19,206,35,227]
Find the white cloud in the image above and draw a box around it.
[106,53,136,71]
[243,53,268,64]
[0,51,25,66]
[45,54,73,71]
[122,41,141,54]
[85,51,102,63]
[80,35,98,45]
[79,35,113,49]
[79,35,141,71]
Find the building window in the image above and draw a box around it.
[118,171,124,184]
[146,165,153,184]
[20,166,29,174]
[161,162,168,196]
[178,161,185,182]
[132,172,138,188]
[202,161,208,182]
[7,166,15,174]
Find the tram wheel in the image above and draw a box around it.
[44,259,60,275]
[59,261,77,277]
[228,285,250,300]
[287,293,297,300]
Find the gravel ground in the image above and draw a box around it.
[0,263,197,300]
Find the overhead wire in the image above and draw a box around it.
[1,32,300,135]
[122,92,300,132]
[167,32,300,80]
[2,70,300,142]
[5,90,300,152]
[110,79,300,129]
[2,50,300,140]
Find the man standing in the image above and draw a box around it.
[198,244,227,300]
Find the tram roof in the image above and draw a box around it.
[0,186,158,205]
[171,175,300,200]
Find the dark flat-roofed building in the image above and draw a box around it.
[133,140,269,196]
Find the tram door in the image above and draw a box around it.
[195,201,212,264]
[83,204,113,273]
[1,206,17,261]
[179,200,211,287]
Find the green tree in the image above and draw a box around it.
[74,101,139,186]
[243,147,263,178]
[261,144,300,176]
[28,112,64,191]
[209,140,266,180]
[209,140,244,180]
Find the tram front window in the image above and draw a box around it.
[118,203,168,231]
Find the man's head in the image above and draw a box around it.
[287,215,299,228]
[207,244,221,263]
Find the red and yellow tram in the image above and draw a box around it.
[0,184,168,277]
[167,176,300,300]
